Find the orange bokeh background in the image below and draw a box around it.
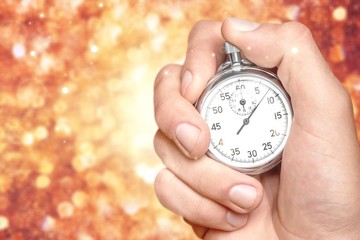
[0,0,359,239]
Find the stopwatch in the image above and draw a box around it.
[196,42,293,175]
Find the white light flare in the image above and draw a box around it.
[12,43,26,59]
[90,44,99,53]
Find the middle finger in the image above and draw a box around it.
[154,130,264,214]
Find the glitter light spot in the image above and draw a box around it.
[90,45,99,53]
[122,201,142,215]
[34,126,48,140]
[355,84,360,91]
[151,35,166,51]
[54,117,72,136]
[38,161,54,174]
[72,151,97,172]
[16,82,46,108]
[30,50,37,57]
[332,6,347,21]
[286,5,300,20]
[0,216,9,230]
[291,47,299,54]
[57,202,74,219]
[41,216,56,232]
[131,66,147,82]
[135,164,162,184]
[39,55,56,73]
[0,176,12,194]
[85,171,101,187]
[78,233,94,240]
[12,43,26,59]
[329,44,345,63]
[35,175,51,189]
[61,86,70,95]
[72,191,88,209]
[146,13,160,31]
[96,197,113,217]
[22,132,34,146]
[70,0,84,11]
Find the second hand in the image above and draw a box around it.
[237,88,270,135]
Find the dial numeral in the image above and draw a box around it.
[255,87,260,94]
[270,129,280,137]
[220,92,230,100]
[230,148,240,156]
[262,142,273,150]
[212,106,223,114]
[267,97,275,104]
[274,111,282,120]
[247,150,258,158]
[211,123,221,130]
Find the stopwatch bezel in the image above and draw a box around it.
[196,67,293,175]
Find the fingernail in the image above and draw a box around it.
[226,211,247,228]
[175,123,200,154]
[229,185,257,209]
[226,18,260,31]
[181,70,192,96]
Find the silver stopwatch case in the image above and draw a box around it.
[196,42,293,175]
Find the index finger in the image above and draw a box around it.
[181,20,225,103]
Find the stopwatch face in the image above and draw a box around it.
[197,71,292,174]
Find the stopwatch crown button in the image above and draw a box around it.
[224,42,241,54]
[224,42,242,66]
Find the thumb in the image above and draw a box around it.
[222,18,360,235]
[222,18,359,164]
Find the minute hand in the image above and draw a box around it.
[236,89,270,135]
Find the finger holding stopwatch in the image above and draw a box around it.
[154,130,264,215]
[181,20,225,103]
[155,168,249,231]
[154,64,210,159]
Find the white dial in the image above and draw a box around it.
[198,73,292,174]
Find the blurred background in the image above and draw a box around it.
[0,0,359,239]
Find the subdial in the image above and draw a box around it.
[229,89,257,116]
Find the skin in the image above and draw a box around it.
[153,18,360,240]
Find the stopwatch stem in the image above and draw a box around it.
[224,42,242,66]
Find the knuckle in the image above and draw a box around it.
[191,20,215,33]
[195,166,207,194]
[153,130,165,159]
[154,168,172,204]
[154,64,179,90]
[191,198,211,223]
[153,64,182,130]
[281,21,313,42]
[153,130,178,169]
[188,20,221,43]
[153,94,175,131]
[153,97,165,127]
[336,85,354,113]
[195,164,223,198]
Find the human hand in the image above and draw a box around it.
[154,18,360,240]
